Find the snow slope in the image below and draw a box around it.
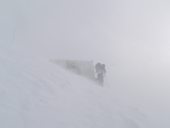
[2,0,170,127]
[0,51,148,128]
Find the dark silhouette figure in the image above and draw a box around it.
[95,63,106,85]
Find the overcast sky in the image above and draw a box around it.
[1,0,170,65]
[1,0,170,126]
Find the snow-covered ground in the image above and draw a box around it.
[1,0,170,127]
[0,51,149,128]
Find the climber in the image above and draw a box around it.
[95,62,106,85]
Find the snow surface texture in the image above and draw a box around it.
[1,0,170,127]
[0,53,148,128]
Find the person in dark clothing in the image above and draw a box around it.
[95,63,106,85]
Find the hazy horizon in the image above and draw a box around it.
[1,0,170,127]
